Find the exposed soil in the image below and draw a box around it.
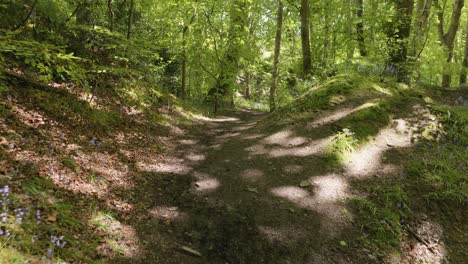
[109,105,447,263]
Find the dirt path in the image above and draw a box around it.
[122,109,359,263]
[122,105,440,263]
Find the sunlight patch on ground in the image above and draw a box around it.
[76,151,131,187]
[178,139,199,145]
[185,153,206,162]
[149,206,186,221]
[271,175,351,236]
[11,105,47,128]
[283,165,304,174]
[240,169,264,182]
[190,171,221,194]
[258,225,307,244]
[242,133,265,140]
[268,137,332,158]
[91,211,142,258]
[345,119,413,177]
[401,220,447,264]
[306,102,376,129]
[263,130,307,147]
[136,157,192,175]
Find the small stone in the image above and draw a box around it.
[340,241,347,247]
[246,187,258,193]
[299,181,311,187]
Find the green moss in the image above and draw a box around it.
[349,183,406,251]
[61,157,80,172]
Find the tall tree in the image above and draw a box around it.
[355,0,367,57]
[411,0,432,57]
[107,0,114,31]
[181,8,197,99]
[387,0,414,82]
[434,0,465,87]
[216,0,249,106]
[300,0,312,75]
[460,18,468,86]
[127,0,135,39]
[270,0,284,112]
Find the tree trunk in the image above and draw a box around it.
[300,0,312,75]
[127,0,135,39]
[411,0,431,56]
[181,27,188,98]
[460,18,468,86]
[388,0,414,83]
[77,0,94,26]
[244,71,251,100]
[217,0,249,106]
[355,0,367,57]
[434,0,465,87]
[108,0,114,31]
[270,0,283,112]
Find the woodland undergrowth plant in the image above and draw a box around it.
[0,184,67,261]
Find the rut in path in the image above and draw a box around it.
[124,107,426,263]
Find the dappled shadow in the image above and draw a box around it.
[1,74,461,263]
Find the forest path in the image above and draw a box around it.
[129,109,364,263]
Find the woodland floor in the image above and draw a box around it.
[111,106,461,263]
[1,75,466,263]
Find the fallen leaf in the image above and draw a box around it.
[181,246,202,257]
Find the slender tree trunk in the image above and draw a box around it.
[270,0,283,112]
[355,0,367,57]
[388,0,414,83]
[434,0,465,87]
[108,0,114,31]
[460,18,468,86]
[245,71,251,100]
[300,0,312,75]
[181,27,188,98]
[127,0,135,39]
[411,0,432,56]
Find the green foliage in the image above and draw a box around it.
[406,105,468,205]
[350,183,407,251]
[0,33,87,83]
[327,128,359,163]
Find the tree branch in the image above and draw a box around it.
[12,0,39,31]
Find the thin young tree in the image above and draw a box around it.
[460,18,468,86]
[387,0,414,83]
[300,0,312,75]
[355,0,367,57]
[434,0,465,87]
[270,0,284,112]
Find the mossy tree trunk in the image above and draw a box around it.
[434,0,465,87]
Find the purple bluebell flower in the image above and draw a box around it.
[1,213,6,223]
[47,248,53,258]
[36,209,41,224]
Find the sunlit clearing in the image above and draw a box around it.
[240,169,264,182]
